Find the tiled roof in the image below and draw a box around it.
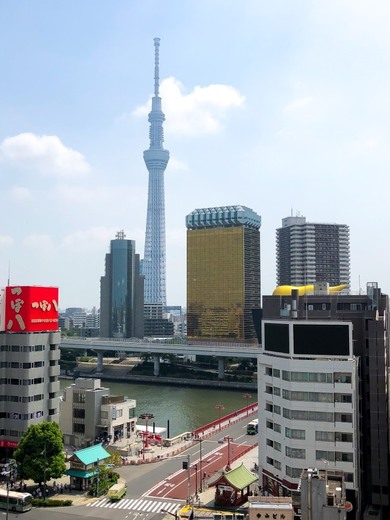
[210,463,258,490]
[74,443,110,465]
[66,468,97,479]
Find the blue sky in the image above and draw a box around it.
[1,0,390,309]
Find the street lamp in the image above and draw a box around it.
[224,436,233,471]
[243,393,252,416]
[215,404,224,431]
[139,413,155,455]
[193,435,203,492]
[41,443,47,499]
[193,463,198,500]
[5,480,9,520]
[95,458,100,496]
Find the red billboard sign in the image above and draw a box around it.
[4,286,59,332]
[0,440,18,448]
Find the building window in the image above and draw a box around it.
[316,450,335,462]
[73,423,85,433]
[334,372,352,384]
[273,369,280,378]
[286,466,304,478]
[274,405,281,415]
[286,447,306,459]
[282,371,333,383]
[283,409,334,422]
[73,409,85,419]
[273,387,281,396]
[74,392,86,404]
[266,421,274,430]
[285,428,306,440]
[274,441,282,452]
[274,423,281,433]
[335,413,352,423]
[334,393,352,403]
[335,452,353,463]
[274,460,282,470]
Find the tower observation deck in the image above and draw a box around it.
[143,37,170,305]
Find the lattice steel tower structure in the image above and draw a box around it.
[143,37,170,305]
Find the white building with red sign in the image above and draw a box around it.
[0,286,61,455]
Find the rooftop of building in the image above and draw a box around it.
[186,205,261,230]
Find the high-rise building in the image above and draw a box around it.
[0,286,61,456]
[259,283,389,518]
[100,231,144,339]
[186,205,261,342]
[276,215,350,288]
[143,37,169,306]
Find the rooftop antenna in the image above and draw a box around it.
[7,260,10,286]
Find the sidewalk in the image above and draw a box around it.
[12,407,258,508]
[118,405,258,466]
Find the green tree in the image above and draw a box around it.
[14,422,66,483]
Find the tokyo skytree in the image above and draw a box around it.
[143,38,170,305]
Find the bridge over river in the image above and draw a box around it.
[60,338,262,379]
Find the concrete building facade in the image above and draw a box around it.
[186,205,261,342]
[60,378,137,448]
[276,216,350,288]
[259,283,389,519]
[0,330,61,453]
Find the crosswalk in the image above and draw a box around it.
[86,497,181,514]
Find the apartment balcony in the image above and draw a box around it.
[48,381,60,393]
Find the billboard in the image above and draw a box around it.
[4,286,59,332]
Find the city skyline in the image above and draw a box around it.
[1,2,390,309]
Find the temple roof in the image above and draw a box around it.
[210,463,258,490]
[73,443,110,466]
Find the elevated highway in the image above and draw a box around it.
[60,338,261,379]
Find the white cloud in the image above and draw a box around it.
[167,156,189,172]
[0,133,90,176]
[9,186,32,200]
[283,96,314,113]
[23,234,54,249]
[133,77,245,136]
[0,235,13,246]
[61,227,118,249]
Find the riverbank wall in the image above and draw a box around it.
[62,368,258,391]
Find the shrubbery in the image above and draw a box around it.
[32,498,73,507]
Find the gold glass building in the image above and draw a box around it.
[186,206,261,342]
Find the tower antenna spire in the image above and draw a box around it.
[154,37,160,97]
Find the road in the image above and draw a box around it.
[24,417,258,520]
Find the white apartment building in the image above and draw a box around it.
[258,320,359,514]
[276,215,350,288]
[60,378,137,448]
[0,331,61,449]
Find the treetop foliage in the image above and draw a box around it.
[14,422,66,483]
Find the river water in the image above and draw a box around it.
[60,379,257,437]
